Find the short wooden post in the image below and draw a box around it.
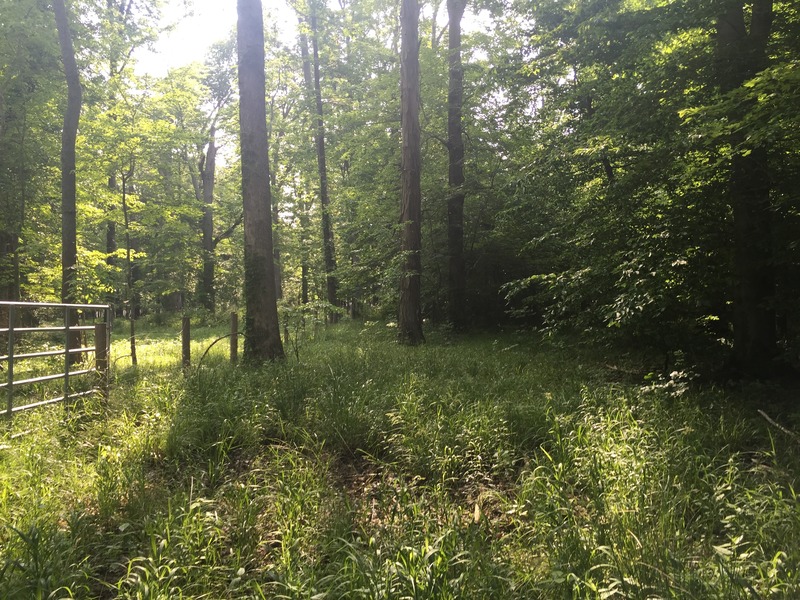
[182,316,191,373]
[230,312,238,365]
[94,322,108,401]
[129,316,137,367]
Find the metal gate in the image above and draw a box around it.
[1,301,111,420]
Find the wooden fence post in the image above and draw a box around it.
[182,316,191,373]
[230,312,238,365]
[94,322,108,401]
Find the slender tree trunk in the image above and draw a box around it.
[106,220,117,263]
[237,0,284,361]
[269,110,286,301]
[447,0,467,330]
[121,169,137,366]
[300,195,310,305]
[198,126,217,312]
[272,178,283,301]
[301,264,309,305]
[716,0,776,375]
[299,10,339,321]
[0,232,19,300]
[398,0,424,345]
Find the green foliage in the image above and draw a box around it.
[2,324,799,598]
[505,389,800,597]
[3,0,800,373]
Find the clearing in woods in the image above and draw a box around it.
[1,320,799,598]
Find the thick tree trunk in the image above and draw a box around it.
[730,147,775,369]
[237,0,284,361]
[54,0,80,305]
[54,0,82,361]
[299,11,339,322]
[398,0,424,345]
[198,126,217,312]
[716,0,777,375]
[447,0,467,330]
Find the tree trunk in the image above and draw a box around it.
[54,0,80,304]
[0,232,15,345]
[300,195,310,305]
[54,0,82,360]
[272,178,283,302]
[0,232,19,301]
[106,220,117,264]
[716,0,777,375]
[237,0,284,361]
[198,126,217,312]
[121,168,137,366]
[269,109,286,301]
[299,9,339,322]
[447,0,467,330]
[398,0,424,345]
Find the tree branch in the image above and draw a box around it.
[212,212,244,249]
[758,410,800,445]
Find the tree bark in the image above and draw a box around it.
[300,195,310,305]
[716,0,777,375]
[299,8,339,322]
[237,0,284,361]
[398,0,424,345]
[447,0,467,330]
[120,167,137,365]
[54,0,81,307]
[0,232,19,301]
[54,0,82,362]
[268,96,289,301]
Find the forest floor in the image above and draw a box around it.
[1,320,799,599]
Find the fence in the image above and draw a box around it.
[181,313,239,372]
[0,301,111,420]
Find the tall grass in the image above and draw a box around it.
[1,321,798,598]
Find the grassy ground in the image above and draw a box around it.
[1,320,799,599]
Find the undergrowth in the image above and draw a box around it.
[1,321,798,598]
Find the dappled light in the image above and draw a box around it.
[2,0,800,596]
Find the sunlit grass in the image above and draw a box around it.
[1,320,799,598]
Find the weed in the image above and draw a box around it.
[0,322,798,598]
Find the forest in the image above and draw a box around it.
[1,0,800,598]
[0,0,797,374]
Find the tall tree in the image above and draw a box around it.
[98,0,164,299]
[446,0,467,329]
[0,0,60,303]
[53,0,81,314]
[716,0,777,375]
[237,0,284,361]
[398,0,424,344]
[298,2,339,321]
[196,125,218,311]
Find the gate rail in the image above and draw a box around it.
[1,301,111,420]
